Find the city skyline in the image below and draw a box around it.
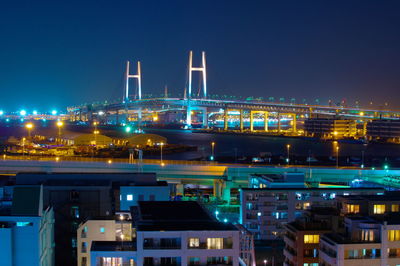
[1,0,400,111]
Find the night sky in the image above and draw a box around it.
[1,0,400,112]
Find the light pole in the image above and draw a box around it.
[25,123,33,139]
[286,144,291,165]
[56,121,64,143]
[93,122,99,146]
[119,214,124,249]
[361,150,365,169]
[160,142,164,166]
[336,146,339,168]
[22,137,26,156]
[211,142,215,161]
[263,259,267,266]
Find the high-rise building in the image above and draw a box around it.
[0,186,54,266]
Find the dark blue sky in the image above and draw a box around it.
[1,0,400,111]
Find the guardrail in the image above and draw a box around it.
[1,155,219,166]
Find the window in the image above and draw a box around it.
[188,257,200,266]
[345,204,360,214]
[304,235,319,244]
[71,206,79,218]
[207,238,223,249]
[127,194,133,201]
[16,222,33,227]
[207,257,232,265]
[100,227,105,233]
[361,229,374,242]
[392,204,400,212]
[388,230,400,241]
[149,194,155,201]
[188,237,200,248]
[81,242,87,253]
[143,257,153,265]
[81,257,87,266]
[97,257,122,266]
[374,204,385,214]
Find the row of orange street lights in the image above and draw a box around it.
[24,121,64,140]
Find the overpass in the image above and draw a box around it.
[0,158,398,201]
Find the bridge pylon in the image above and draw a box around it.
[186,51,207,126]
[123,60,142,103]
[187,51,207,99]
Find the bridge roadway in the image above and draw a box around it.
[68,98,400,119]
[0,159,398,196]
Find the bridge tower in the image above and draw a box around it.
[186,51,207,126]
[123,60,142,103]
[187,51,207,99]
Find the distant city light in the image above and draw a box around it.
[98,111,105,116]
[33,110,38,115]
[125,126,132,133]
[51,110,57,115]
[384,164,389,170]
[5,118,9,122]
[20,110,26,116]
[223,218,228,223]
[0,110,3,115]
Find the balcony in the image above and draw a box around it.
[143,244,181,250]
[283,248,297,263]
[283,235,296,247]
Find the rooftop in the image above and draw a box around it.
[134,201,237,231]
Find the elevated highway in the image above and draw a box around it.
[0,159,398,200]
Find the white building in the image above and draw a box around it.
[0,186,54,266]
[240,187,383,240]
[320,215,400,266]
[79,201,241,266]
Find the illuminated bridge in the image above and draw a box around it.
[67,51,400,132]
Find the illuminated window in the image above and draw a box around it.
[392,204,400,212]
[304,235,319,244]
[16,222,33,227]
[188,238,200,248]
[127,194,133,201]
[374,204,385,214]
[100,227,105,233]
[388,230,400,241]
[207,238,223,249]
[345,204,360,214]
[303,202,311,209]
[361,229,374,242]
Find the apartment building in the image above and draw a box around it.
[78,201,242,266]
[240,187,383,240]
[320,214,400,266]
[338,194,400,217]
[284,208,341,266]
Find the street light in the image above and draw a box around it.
[56,121,64,141]
[336,146,339,168]
[264,259,267,266]
[286,144,291,165]
[160,142,164,166]
[25,123,33,139]
[211,142,215,161]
